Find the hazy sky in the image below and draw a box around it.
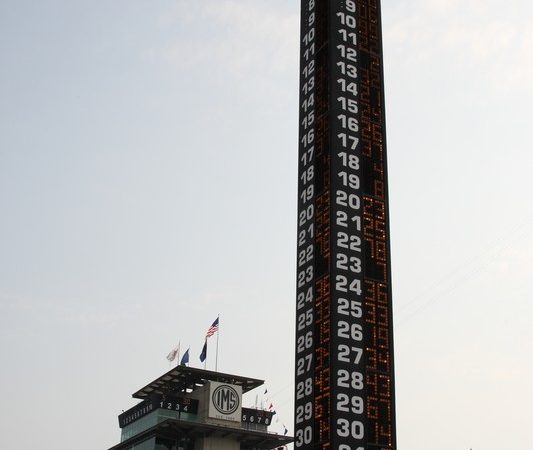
[1,1,532,449]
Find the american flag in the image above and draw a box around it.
[206,317,219,338]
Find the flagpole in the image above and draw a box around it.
[215,314,220,372]
[176,341,181,367]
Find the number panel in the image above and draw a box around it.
[295,1,321,447]
[329,1,366,448]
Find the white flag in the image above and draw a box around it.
[166,344,179,362]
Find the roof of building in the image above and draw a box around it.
[132,366,265,399]
[107,418,293,450]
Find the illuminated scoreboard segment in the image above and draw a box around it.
[295,1,396,449]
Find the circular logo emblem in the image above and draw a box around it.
[212,385,240,415]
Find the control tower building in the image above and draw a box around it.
[107,366,293,450]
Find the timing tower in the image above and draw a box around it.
[295,1,396,449]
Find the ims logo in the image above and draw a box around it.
[212,385,239,415]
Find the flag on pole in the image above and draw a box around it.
[199,340,207,362]
[283,426,288,436]
[180,348,190,366]
[205,317,219,338]
[166,344,179,362]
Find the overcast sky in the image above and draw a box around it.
[1,1,532,449]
